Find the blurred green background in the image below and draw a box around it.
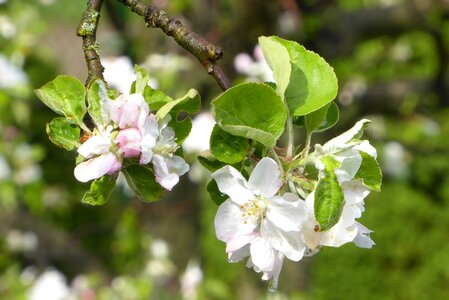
[1,0,449,299]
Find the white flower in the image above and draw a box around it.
[303,181,374,251]
[234,45,274,82]
[304,119,377,251]
[212,157,308,287]
[182,112,215,153]
[151,116,189,190]
[102,56,158,94]
[180,260,203,300]
[29,269,70,300]
[0,54,27,88]
[74,125,121,182]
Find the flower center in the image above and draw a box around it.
[240,196,268,225]
[153,141,178,156]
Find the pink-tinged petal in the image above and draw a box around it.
[228,244,250,263]
[249,238,275,272]
[74,152,120,182]
[109,94,148,129]
[107,156,122,174]
[211,166,253,206]
[226,232,259,253]
[214,199,257,242]
[115,128,142,158]
[234,53,253,73]
[266,194,308,231]
[143,114,159,140]
[260,219,306,261]
[78,136,111,158]
[152,155,189,190]
[248,157,282,197]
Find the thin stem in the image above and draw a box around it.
[115,0,232,91]
[302,132,312,159]
[270,148,284,177]
[77,0,105,85]
[285,108,294,160]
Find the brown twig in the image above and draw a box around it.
[77,0,105,85]
[115,0,232,91]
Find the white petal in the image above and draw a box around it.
[266,194,308,231]
[250,238,275,272]
[261,219,306,261]
[342,180,371,206]
[211,166,254,206]
[74,152,119,182]
[248,157,282,197]
[262,251,284,291]
[226,232,259,253]
[167,155,189,176]
[323,119,371,152]
[152,155,177,190]
[78,136,111,158]
[353,222,375,248]
[143,114,160,139]
[214,199,257,242]
[334,149,362,182]
[228,244,250,263]
[355,140,377,159]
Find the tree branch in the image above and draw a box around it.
[77,0,105,85]
[115,0,232,91]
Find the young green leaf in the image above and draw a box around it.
[305,101,340,133]
[81,174,116,206]
[210,125,248,164]
[155,89,200,120]
[314,156,345,231]
[143,87,173,110]
[122,164,163,202]
[258,36,291,97]
[87,79,109,127]
[46,117,81,151]
[35,75,88,130]
[212,82,287,148]
[207,179,228,206]
[354,150,382,191]
[197,156,228,172]
[169,117,192,144]
[134,65,150,94]
[260,36,338,116]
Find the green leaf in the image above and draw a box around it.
[258,36,291,97]
[169,117,192,144]
[122,164,163,202]
[35,75,88,130]
[315,101,339,132]
[305,101,340,133]
[156,89,201,120]
[212,82,287,148]
[143,87,173,110]
[260,36,338,116]
[197,156,228,172]
[81,174,116,206]
[354,151,382,191]
[314,156,345,231]
[134,65,149,94]
[210,125,248,164]
[46,117,81,150]
[87,79,109,127]
[207,179,228,206]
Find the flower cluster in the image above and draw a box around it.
[74,92,188,191]
[212,120,379,290]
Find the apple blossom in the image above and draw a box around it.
[212,157,308,288]
[74,125,121,182]
[151,116,189,190]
